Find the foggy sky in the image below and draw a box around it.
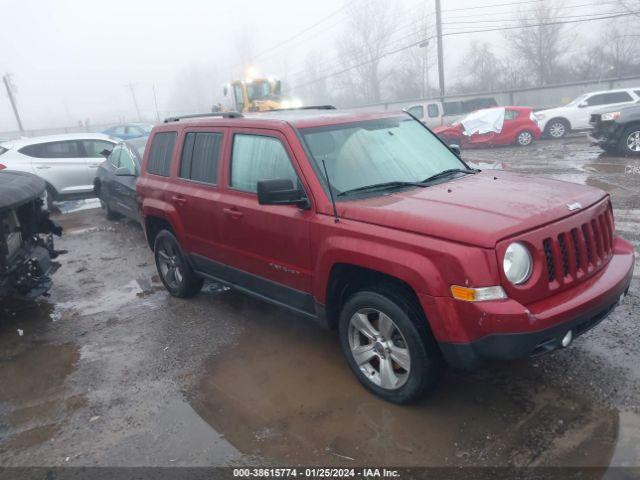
[0,0,610,132]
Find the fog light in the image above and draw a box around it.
[561,330,573,348]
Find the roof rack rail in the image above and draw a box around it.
[163,112,243,123]
[265,105,337,112]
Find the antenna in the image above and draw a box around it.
[321,158,339,223]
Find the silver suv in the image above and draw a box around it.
[0,133,117,207]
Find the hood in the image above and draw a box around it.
[338,171,606,248]
[535,106,571,117]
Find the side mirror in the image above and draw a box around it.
[115,166,135,177]
[257,179,309,208]
[449,144,462,156]
[223,85,228,96]
[578,102,588,108]
[100,149,112,158]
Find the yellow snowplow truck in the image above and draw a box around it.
[219,78,284,113]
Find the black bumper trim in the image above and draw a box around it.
[439,285,630,371]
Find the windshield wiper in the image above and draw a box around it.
[337,181,424,197]
[421,168,478,183]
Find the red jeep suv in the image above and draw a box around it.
[137,108,634,404]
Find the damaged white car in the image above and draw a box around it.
[0,170,65,299]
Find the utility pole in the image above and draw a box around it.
[152,84,160,123]
[3,74,24,134]
[435,0,445,100]
[127,82,141,121]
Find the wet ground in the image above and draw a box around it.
[0,135,638,469]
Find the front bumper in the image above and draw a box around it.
[588,122,623,146]
[423,238,635,370]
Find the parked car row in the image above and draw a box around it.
[411,86,640,152]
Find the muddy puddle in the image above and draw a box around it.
[0,298,82,454]
[188,290,622,467]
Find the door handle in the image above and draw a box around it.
[89,164,100,168]
[171,195,187,206]
[35,165,51,169]
[223,207,244,219]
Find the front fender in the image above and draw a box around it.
[313,235,443,303]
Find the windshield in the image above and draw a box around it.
[301,117,466,197]
[246,81,272,101]
[566,94,588,107]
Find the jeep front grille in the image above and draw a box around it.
[542,210,613,285]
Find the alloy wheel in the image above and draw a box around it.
[626,130,640,152]
[157,238,184,289]
[518,131,533,146]
[347,308,411,390]
[548,122,566,138]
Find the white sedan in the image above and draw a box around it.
[0,133,117,207]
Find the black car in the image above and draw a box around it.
[589,102,640,156]
[0,171,64,299]
[94,136,148,222]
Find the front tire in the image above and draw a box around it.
[545,118,569,139]
[338,286,443,404]
[154,230,203,298]
[619,126,640,156]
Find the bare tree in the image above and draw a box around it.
[392,9,436,99]
[296,50,331,104]
[507,1,567,86]
[337,0,401,103]
[456,42,503,93]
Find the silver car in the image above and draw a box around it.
[0,133,118,207]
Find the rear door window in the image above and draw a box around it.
[147,132,177,176]
[427,104,440,118]
[179,132,223,184]
[504,110,520,120]
[586,92,633,106]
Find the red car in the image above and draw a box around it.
[434,106,542,148]
[137,108,633,404]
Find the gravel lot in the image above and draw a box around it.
[0,134,638,468]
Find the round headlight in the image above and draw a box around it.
[503,242,532,285]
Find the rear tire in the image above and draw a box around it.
[516,130,534,147]
[545,118,569,139]
[154,230,203,298]
[619,126,640,156]
[338,285,444,404]
[97,184,120,220]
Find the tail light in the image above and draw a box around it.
[0,164,6,170]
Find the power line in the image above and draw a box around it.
[441,10,626,26]
[290,11,636,91]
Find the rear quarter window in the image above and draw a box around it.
[147,132,177,176]
[0,146,8,156]
[19,141,82,158]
